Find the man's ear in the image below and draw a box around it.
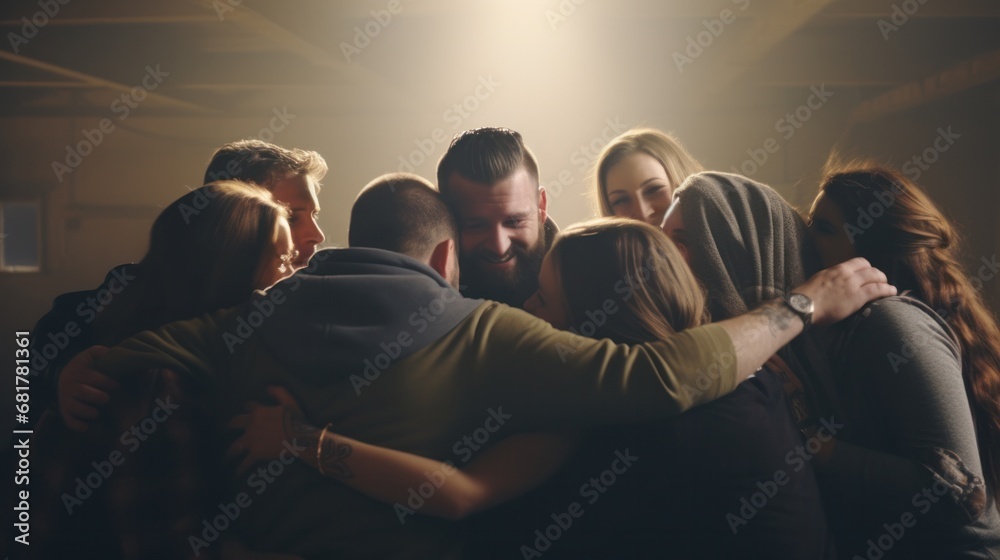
[538,186,548,224]
[429,238,456,282]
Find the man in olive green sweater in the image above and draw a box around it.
[94,173,894,559]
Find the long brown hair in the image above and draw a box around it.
[548,217,708,344]
[594,128,704,218]
[818,162,1000,502]
[95,180,290,344]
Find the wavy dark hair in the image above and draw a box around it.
[94,181,290,344]
[817,161,1000,504]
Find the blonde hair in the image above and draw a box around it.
[594,128,704,217]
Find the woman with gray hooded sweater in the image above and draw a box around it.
[665,170,1000,559]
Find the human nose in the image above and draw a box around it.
[638,198,659,225]
[305,216,325,246]
[483,226,512,257]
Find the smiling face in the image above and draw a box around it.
[523,251,572,329]
[271,174,324,269]
[448,166,549,305]
[253,217,296,290]
[808,190,857,269]
[604,151,674,227]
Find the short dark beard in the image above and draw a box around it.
[459,223,549,307]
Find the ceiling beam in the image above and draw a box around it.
[689,0,838,93]
[0,81,94,88]
[189,0,359,76]
[742,27,923,87]
[850,48,1000,124]
[0,50,214,113]
[820,0,1000,19]
[0,15,215,26]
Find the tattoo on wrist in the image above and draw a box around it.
[281,407,353,478]
[751,299,796,337]
[318,432,354,479]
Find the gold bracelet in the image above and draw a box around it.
[317,423,332,476]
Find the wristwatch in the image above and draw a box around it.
[782,292,814,331]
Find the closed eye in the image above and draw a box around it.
[811,219,836,235]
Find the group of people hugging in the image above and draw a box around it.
[25,126,1000,559]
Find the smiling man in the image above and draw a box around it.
[436,127,556,307]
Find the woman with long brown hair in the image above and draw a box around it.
[92,180,296,345]
[35,180,299,560]
[808,162,1000,558]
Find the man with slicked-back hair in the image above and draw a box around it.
[437,127,557,307]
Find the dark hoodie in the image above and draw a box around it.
[95,246,742,558]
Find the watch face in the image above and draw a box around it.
[788,293,812,313]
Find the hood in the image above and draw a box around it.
[251,247,483,385]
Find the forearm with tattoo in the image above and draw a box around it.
[281,406,354,479]
[718,297,805,381]
[747,298,797,338]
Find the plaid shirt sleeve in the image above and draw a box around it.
[104,367,223,560]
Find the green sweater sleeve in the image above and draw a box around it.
[95,307,238,385]
[468,304,738,429]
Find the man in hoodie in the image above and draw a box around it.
[89,173,893,558]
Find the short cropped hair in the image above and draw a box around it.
[203,139,327,189]
[436,127,539,198]
[349,173,458,260]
